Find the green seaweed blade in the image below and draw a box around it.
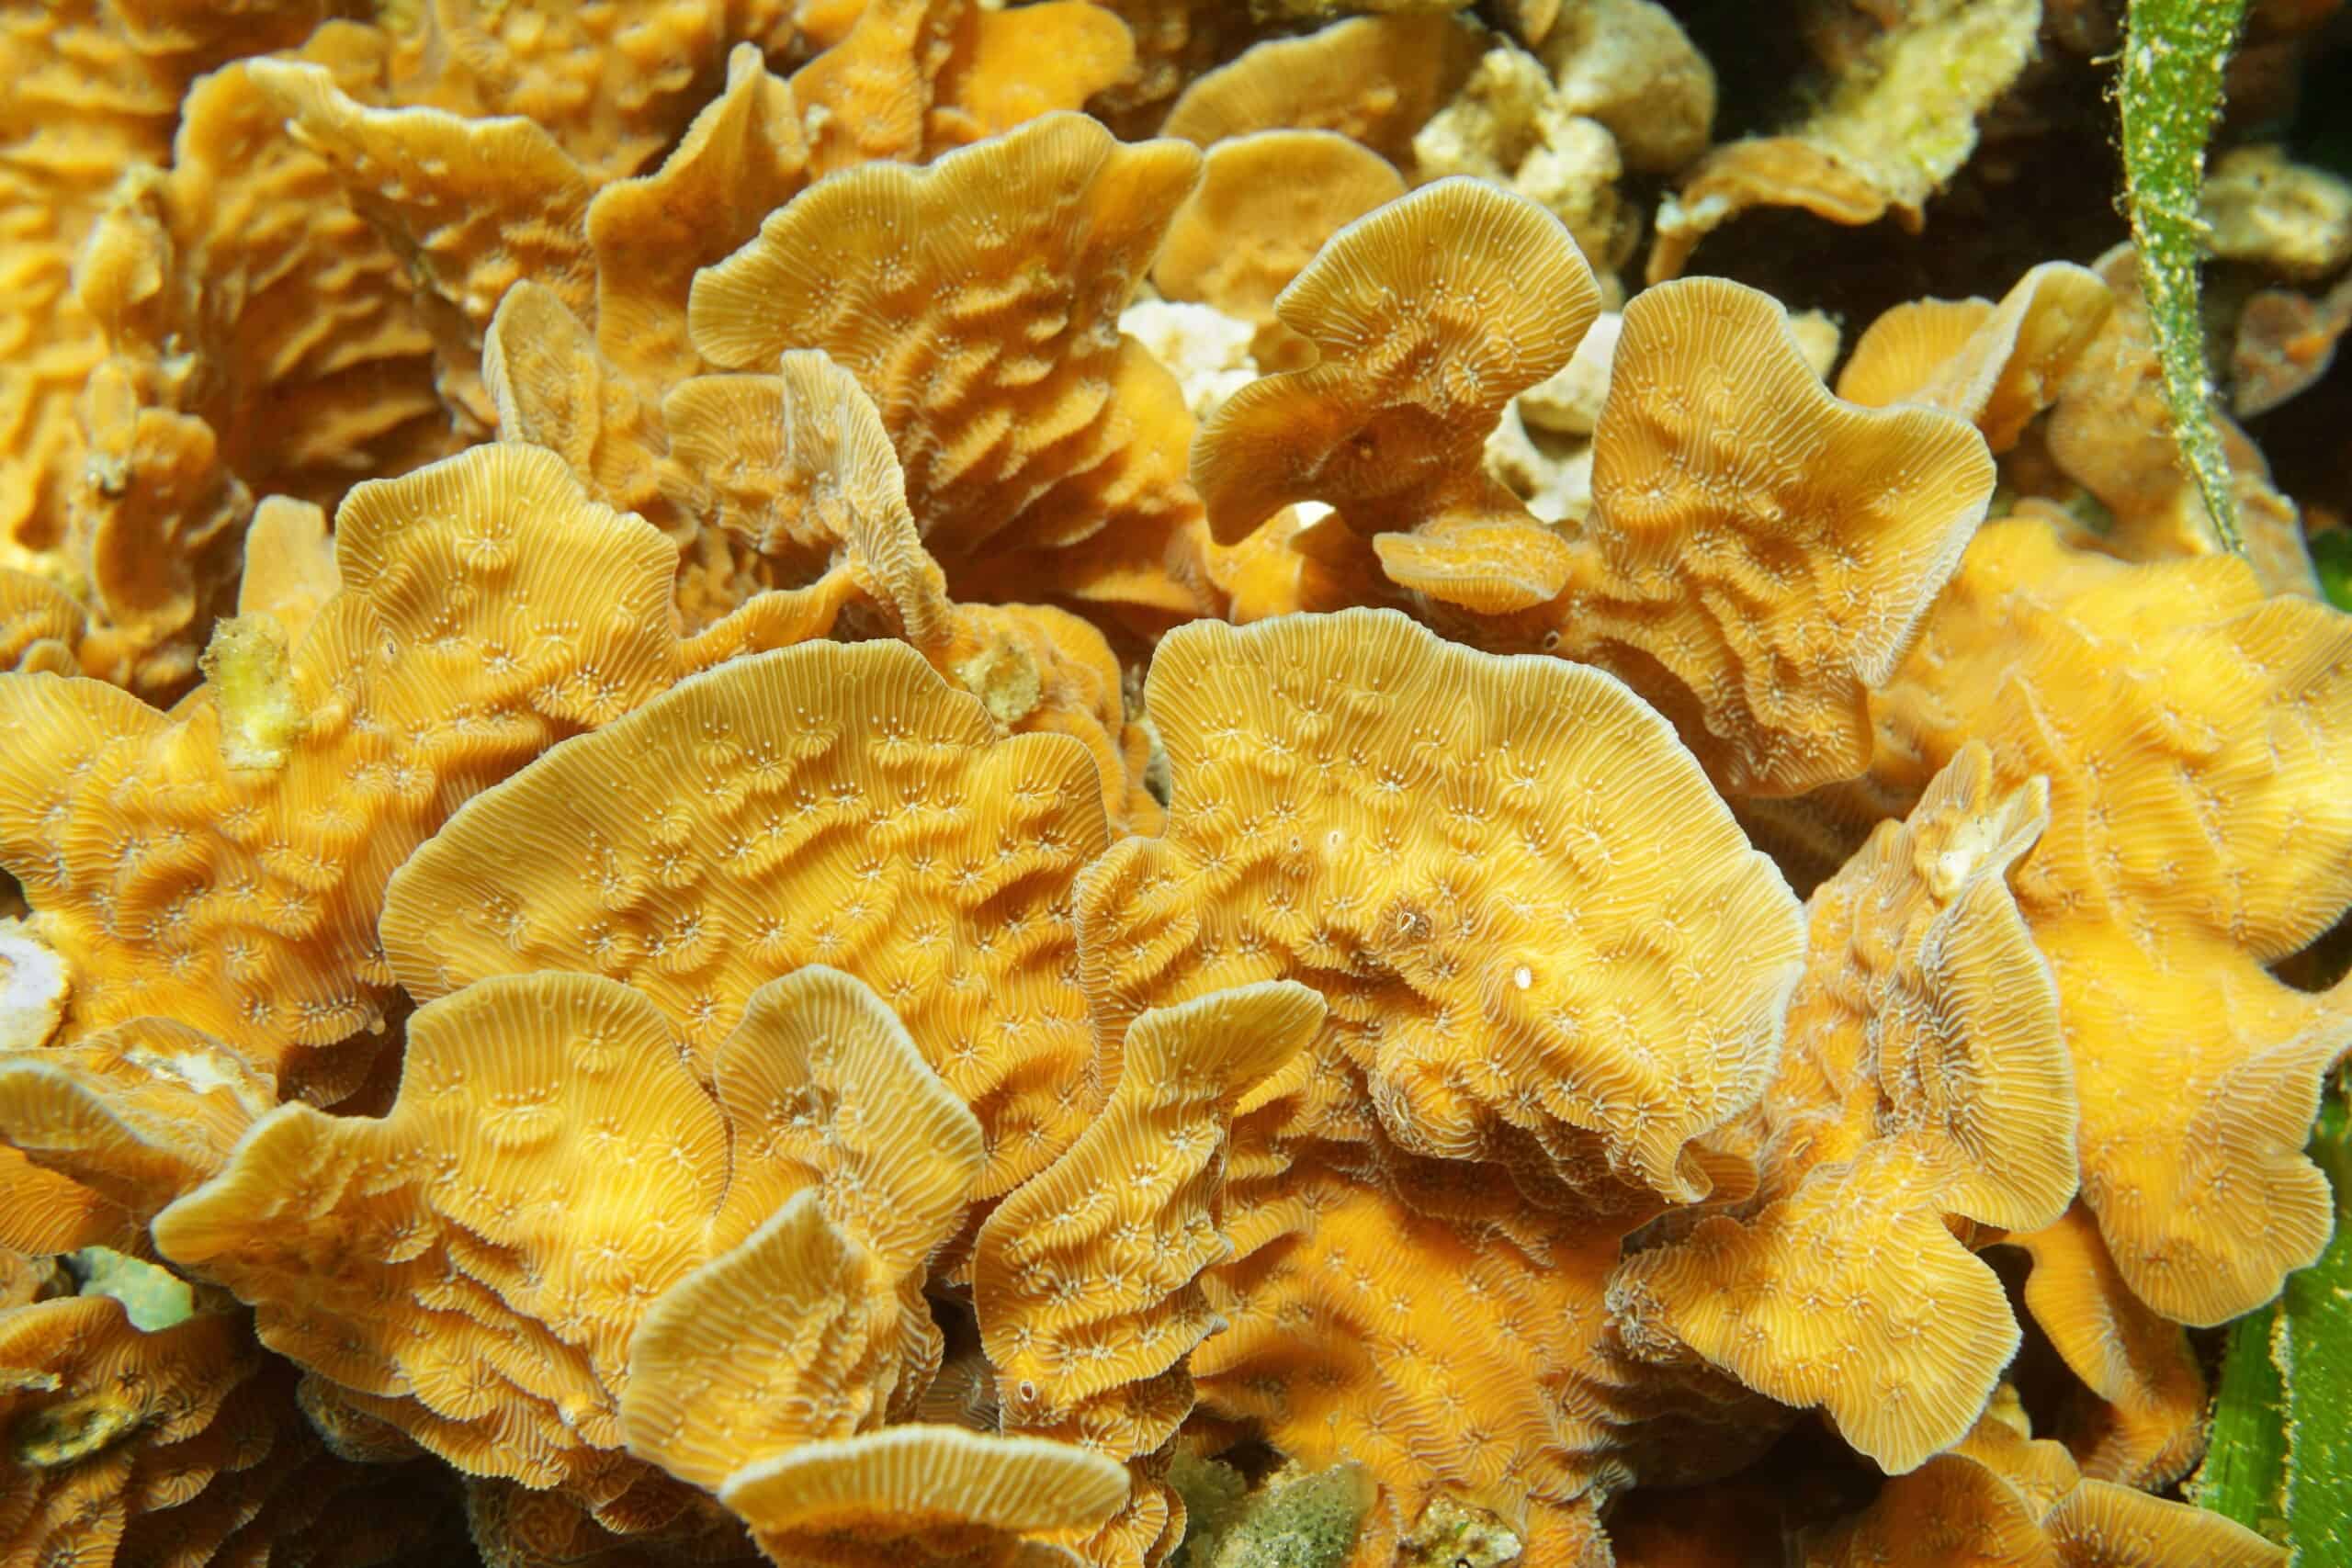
[2118,0,2248,555]
[2281,1082,2352,1564]
[2196,1297,2290,1541]
[2310,531,2352,614]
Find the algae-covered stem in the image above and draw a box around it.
[2119,0,2249,555]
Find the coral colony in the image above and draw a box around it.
[2,3,2348,1566]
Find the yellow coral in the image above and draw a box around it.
[379,638,1110,1196]
[1,15,2346,1568]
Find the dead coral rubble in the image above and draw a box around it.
[0,5,2343,1568]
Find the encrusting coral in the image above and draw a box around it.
[1801,1390,2281,1568]
[0,1014,276,1252]
[1159,13,1483,166]
[1075,608,1808,1561]
[1610,744,2075,1473]
[375,637,1111,1196]
[1192,176,1607,615]
[150,960,1123,1559]
[0,3,406,700]
[1151,130,1407,332]
[0,571,85,678]
[2038,247,2321,599]
[2007,1203,2211,1491]
[0,440,750,1100]
[2,5,2349,1567]
[1193,175,1996,795]
[69,27,458,694]
[720,1424,1131,1568]
[974,982,1325,1565]
[689,108,1214,618]
[296,63,1197,826]
[1852,520,2352,1327]
[0,1285,466,1567]
[1077,608,1804,1197]
[1834,262,2117,456]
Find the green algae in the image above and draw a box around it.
[1170,1459,1375,1568]
[1169,1453,1251,1567]
[67,1247,196,1333]
[2310,530,2352,613]
[2118,0,2250,555]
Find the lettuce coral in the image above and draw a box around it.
[0,6,2345,1568]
